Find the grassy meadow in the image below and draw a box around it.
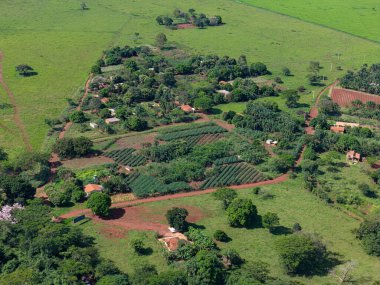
[240,0,380,43]
[79,177,380,284]
[0,0,379,157]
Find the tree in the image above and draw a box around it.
[250,62,268,76]
[194,94,214,112]
[15,64,34,76]
[130,238,145,255]
[212,187,237,209]
[69,110,86,123]
[226,198,258,227]
[127,116,148,131]
[155,33,167,50]
[276,233,329,275]
[156,16,164,25]
[213,230,229,242]
[148,270,187,285]
[86,192,111,217]
[308,61,321,73]
[91,64,101,74]
[262,212,280,232]
[282,89,300,108]
[166,207,189,231]
[282,67,291,76]
[53,137,93,159]
[356,216,380,256]
[0,174,35,205]
[186,250,224,285]
[292,223,302,232]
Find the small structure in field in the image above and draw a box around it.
[181,104,195,113]
[84,184,103,197]
[105,118,120,125]
[100,98,109,104]
[346,150,361,163]
[158,232,189,252]
[90,122,98,129]
[125,166,133,172]
[330,126,345,134]
[266,139,278,145]
[108,108,116,117]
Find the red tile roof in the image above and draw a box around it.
[330,126,345,133]
[181,105,194,113]
[84,184,103,194]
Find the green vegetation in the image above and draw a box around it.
[105,148,147,167]
[87,192,112,217]
[241,0,380,42]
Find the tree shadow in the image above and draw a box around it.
[210,108,222,115]
[270,226,293,235]
[161,46,176,51]
[295,103,310,108]
[21,71,38,77]
[102,208,126,220]
[139,247,153,256]
[187,222,205,230]
[0,103,12,109]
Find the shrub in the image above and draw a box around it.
[166,207,189,232]
[130,238,145,255]
[213,230,229,242]
[86,192,111,217]
[69,110,86,123]
[262,212,280,232]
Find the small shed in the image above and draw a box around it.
[90,122,98,129]
[330,126,345,134]
[105,117,120,125]
[181,105,195,113]
[84,184,103,197]
[346,151,361,163]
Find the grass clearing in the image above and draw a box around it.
[240,0,380,43]
[0,0,379,156]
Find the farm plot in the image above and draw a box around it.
[104,148,146,167]
[157,125,227,141]
[180,133,225,147]
[330,88,380,107]
[201,162,265,189]
[126,173,192,198]
[214,155,243,166]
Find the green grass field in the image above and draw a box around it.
[0,0,379,157]
[240,0,380,43]
[79,177,380,283]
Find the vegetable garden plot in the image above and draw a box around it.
[126,172,192,198]
[104,148,146,167]
[213,155,242,166]
[201,162,265,189]
[182,133,225,147]
[158,122,216,134]
[157,125,227,141]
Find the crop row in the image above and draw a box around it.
[159,122,216,134]
[214,155,242,166]
[157,125,227,141]
[181,133,225,147]
[104,148,146,167]
[201,162,265,189]
[126,173,193,198]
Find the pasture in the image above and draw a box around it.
[241,0,380,43]
[0,0,379,157]
[79,177,380,283]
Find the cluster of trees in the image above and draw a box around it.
[306,61,325,86]
[356,216,380,256]
[348,99,380,120]
[341,63,380,95]
[156,8,223,29]
[53,136,93,159]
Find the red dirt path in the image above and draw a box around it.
[0,51,32,151]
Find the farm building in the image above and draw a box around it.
[330,88,380,107]
[89,122,98,129]
[84,184,103,197]
[105,118,120,125]
[100,97,109,104]
[346,151,361,163]
[181,105,195,113]
[330,126,345,134]
[266,139,278,145]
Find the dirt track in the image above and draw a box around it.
[0,51,32,151]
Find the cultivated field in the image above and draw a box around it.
[331,88,380,107]
[241,0,380,43]
[0,0,379,157]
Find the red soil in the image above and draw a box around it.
[330,87,380,107]
[177,23,196,29]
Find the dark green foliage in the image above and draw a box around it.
[341,63,380,95]
[292,223,302,232]
[130,238,145,254]
[186,250,224,285]
[0,174,35,205]
[212,187,237,209]
[104,148,147,166]
[226,198,258,227]
[358,183,377,198]
[102,175,130,195]
[194,94,214,111]
[86,192,111,217]
[213,230,229,242]
[223,249,244,267]
[250,62,268,76]
[69,110,86,123]
[186,227,217,251]
[157,123,226,141]
[53,136,93,159]
[356,216,380,256]
[127,116,148,131]
[276,233,329,275]
[97,274,130,285]
[15,64,35,76]
[147,270,187,285]
[142,141,191,162]
[166,207,189,231]
[319,98,340,115]
[213,155,242,165]
[282,67,291,76]
[282,89,300,108]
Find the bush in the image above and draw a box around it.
[130,238,145,255]
[213,230,229,242]
[262,212,280,232]
[356,217,380,256]
[69,110,86,123]
[166,207,189,232]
